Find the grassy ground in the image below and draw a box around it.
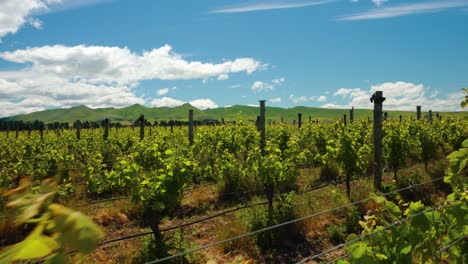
[56,159,449,264]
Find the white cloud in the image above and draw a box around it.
[0,44,263,82]
[251,77,285,93]
[269,97,282,103]
[329,81,465,111]
[372,0,388,6]
[289,94,308,104]
[317,95,327,102]
[0,44,263,117]
[231,84,241,88]
[150,97,184,108]
[209,0,335,14]
[272,77,285,85]
[321,103,349,109]
[251,81,274,92]
[157,88,169,96]
[189,99,218,110]
[338,1,468,21]
[149,97,219,110]
[0,0,54,40]
[217,74,229,80]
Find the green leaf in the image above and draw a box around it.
[0,233,59,261]
[385,201,401,219]
[348,242,367,259]
[373,196,386,204]
[376,253,388,260]
[400,244,412,254]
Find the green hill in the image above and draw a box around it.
[1,104,466,124]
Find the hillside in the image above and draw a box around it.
[1,104,467,124]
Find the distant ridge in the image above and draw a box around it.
[1,104,466,124]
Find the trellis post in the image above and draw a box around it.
[370,91,385,191]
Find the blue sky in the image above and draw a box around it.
[0,0,467,117]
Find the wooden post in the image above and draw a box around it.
[428,110,432,122]
[259,100,266,154]
[309,116,312,123]
[189,110,194,145]
[399,115,402,123]
[15,125,19,139]
[139,115,145,141]
[170,120,174,133]
[343,114,347,126]
[103,118,109,140]
[384,112,388,121]
[416,106,421,120]
[221,117,225,125]
[75,120,81,140]
[281,117,284,124]
[350,107,354,123]
[298,113,302,128]
[370,91,385,191]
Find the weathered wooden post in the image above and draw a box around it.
[350,107,354,123]
[139,115,145,141]
[222,117,225,125]
[343,114,347,126]
[189,110,194,145]
[309,115,312,123]
[103,118,109,140]
[15,124,19,139]
[384,112,388,121]
[428,110,432,122]
[370,91,385,191]
[399,115,402,123]
[416,106,421,120]
[259,100,266,154]
[75,120,81,140]
[298,113,302,128]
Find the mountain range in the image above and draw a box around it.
[1,104,466,124]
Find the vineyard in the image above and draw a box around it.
[0,100,467,263]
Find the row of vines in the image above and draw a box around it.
[0,117,467,263]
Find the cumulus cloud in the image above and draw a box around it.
[251,81,274,93]
[317,95,327,102]
[150,97,184,108]
[0,0,55,40]
[251,77,285,93]
[289,94,308,104]
[269,97,282,103]
[330,81,465,111]
[189,99,218,110]
[272,77,285,85]
[150,97,218,110]
[0,44,262,117]
[157,88,169,96]
[217,74,229,81]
